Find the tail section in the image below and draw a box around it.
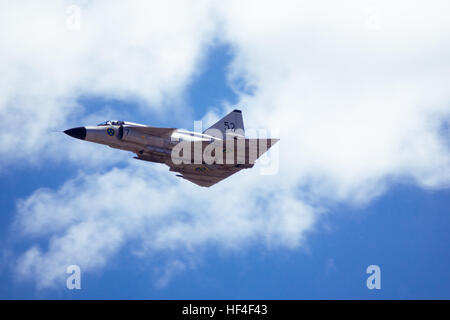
[203,109,245,139]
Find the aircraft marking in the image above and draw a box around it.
[107,128,115,136]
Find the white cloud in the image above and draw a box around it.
[154,260,187,288]
[14,161,316,288]
[219,0,450,203]
[0,0,215,166]
[4,1,450,288]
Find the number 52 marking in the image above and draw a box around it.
[224,121,235,130]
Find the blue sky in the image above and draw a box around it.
[1,1,450,299]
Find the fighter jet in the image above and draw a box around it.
[64,109,279,187]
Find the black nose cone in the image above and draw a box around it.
[64,127,86,140]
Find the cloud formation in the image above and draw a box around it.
[218,0,450,202]
[14,162,316,288]
[3,0,450,288]
[0,0,215,166]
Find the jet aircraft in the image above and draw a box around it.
[64,109,278,187]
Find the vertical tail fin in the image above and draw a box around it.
[203,109,245,139]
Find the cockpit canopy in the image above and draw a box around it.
[97,120,125,126]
